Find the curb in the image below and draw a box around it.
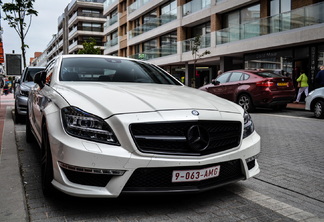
[0,106,28,222]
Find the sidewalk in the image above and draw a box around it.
[0,93,29,222]
[286,102,306,110]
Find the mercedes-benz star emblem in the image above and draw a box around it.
[192,110,199,116]
[186,125,210,152]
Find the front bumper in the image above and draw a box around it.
[47,110,261,198]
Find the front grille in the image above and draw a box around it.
[123,160,244,192]
[130,121,242,156]
[62,168,113,187]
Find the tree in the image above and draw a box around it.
[192,34,210,87]
[2,0,38,68]
[77,37,101,55]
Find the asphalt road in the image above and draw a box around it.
[13,108,324,222]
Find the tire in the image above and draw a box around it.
[26,108,35,143]
[314,100,324,119]
[15,104,23,123]
[41,122,55,196]
[237,94,255,112]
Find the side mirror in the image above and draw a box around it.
[212,79,220,85]
[34,71,47,89]
[15,79,21,85]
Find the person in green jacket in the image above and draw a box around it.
[293,70,308,104]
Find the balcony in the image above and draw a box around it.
[69,40,104,52]
[129,10,177,39]
[69,26,78,38]
[104,0,118,11]
[58,13,65,25]
[129,43,177,61]
[216,1,324,45]
[69,11,105,25]
[128,0,152,14]
[68,0,105,11]
[104,38,118,48]
[104,14,118,29]
[182,33,211,53]
[182,0,211,17]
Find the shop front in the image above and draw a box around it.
[244,43,324,92]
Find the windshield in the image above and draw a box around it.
[59,57,181,85]
[23,68,44,82]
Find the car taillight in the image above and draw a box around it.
[256,81,274,87]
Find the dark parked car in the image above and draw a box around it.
[199,70,295,112]
[14,66,45,122]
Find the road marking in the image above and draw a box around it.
[226,185,324,221]
[251,113,313,120]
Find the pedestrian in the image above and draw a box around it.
[217,70,222,77]
[315,65,324,88]
[293,70,308,104]
[3,84,8,96]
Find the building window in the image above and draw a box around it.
[82,23,101,32]
[161,0,177,16]
[192,22,210,37]
[143,39,157,52]
[270,0,291,16]
[134,18,140,28]
[143,9,157,24]
[160,31,177,47]
[134,44,140,54]
[223,4,260,28]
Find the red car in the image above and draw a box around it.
[199,70,295,112]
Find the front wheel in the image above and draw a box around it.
[314,100,324,119]
[237,94,255,112]
[41,122,55,196]
[15,104,23,123]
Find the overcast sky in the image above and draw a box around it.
[1,0,70,66]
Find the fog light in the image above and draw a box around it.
[59,162,126,176]
[245,154,259,163]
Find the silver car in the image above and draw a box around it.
[14,66,45,122]
[305,87,324,118]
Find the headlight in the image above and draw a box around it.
[61,106,120,145]
[243,110,254,139]
[18,86,29,97]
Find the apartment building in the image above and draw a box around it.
[103,0,324,90]
[40,0,324,91]
[42,0,106,65]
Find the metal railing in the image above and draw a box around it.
[182,0,210,17]
[104,38,118,48]
[129,10,177,39]
[216,1,324,45]
[128,0,152,14]
[104,14,118,29]
[128,43,177,60]
[182,33,211,53]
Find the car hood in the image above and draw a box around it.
[53,82,242,118]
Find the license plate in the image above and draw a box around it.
[277,82,287,86]
[172,165,220,183]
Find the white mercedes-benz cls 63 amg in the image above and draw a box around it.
[27,55,260,198]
